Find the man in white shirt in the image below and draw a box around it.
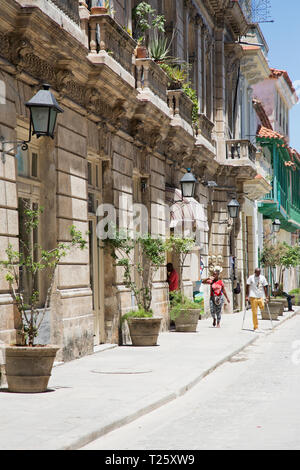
[246,268,269,331]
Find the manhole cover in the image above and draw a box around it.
[91,368,153,375]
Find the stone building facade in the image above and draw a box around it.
[0,0,270,361]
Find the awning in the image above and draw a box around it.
[166,187,208,247]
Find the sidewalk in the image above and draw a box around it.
[0,307,298,450]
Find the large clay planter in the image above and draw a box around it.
[261,301,281,321]
[174,309,200,332]
[5,345,59,393]
[127,318,162,346]
[270,298,286,316]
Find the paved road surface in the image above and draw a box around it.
[83,315,300,450]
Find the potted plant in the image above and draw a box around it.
[261,301,281,321]
[105,231,167,346]
[170,291,201,332]
[133,2,166,59]
[90,0,109,15]
[166,236,201,332]
[0,204,87,392]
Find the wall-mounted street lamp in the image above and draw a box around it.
[262,218,281,240]
[180,168,198,199]
[272,218,281,233]
[227,198,240,219]
[1,84,63,163]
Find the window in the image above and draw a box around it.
[17,147,39,179]
[87,158,103,214]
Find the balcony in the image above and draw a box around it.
[88,14,136,76]
[167,90,193,127]
[198,114,214,142]
[51,0,80,24]
[226,139,256,162]
[259,187,300,231]
[135,59,169,108]
[224,139,258,180]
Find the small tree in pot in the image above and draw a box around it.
[133,1,166,58]
[105,231,167,346]
[166,236,201,332]
[0,204,87,392]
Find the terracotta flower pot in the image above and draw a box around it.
[127,317,162,346]
[5,345,59,393]
[174,309,200,332]
[136,45,148,59]
[270,298,286,316]
[90,6,108,15]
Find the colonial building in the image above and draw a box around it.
[253,68,300,290]
[0,0,281,363]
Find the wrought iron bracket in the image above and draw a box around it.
[0,136,29,164]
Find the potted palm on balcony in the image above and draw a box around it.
[0,204,87,393]
[133,2,166,59]
[105,231,167,346]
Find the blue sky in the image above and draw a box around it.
[259,0,300,150]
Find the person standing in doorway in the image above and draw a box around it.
[246,268,269,331]
[202,268,230,328]
[167,263,179,297]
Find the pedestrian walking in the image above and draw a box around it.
[202,268,230,328]
[246,268,269,331]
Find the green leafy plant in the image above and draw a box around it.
[104,230,167,315]
[122,308,153,324]
[166,236,195,292]
[133,2,165,46]
[0,203,87,347]
[182,83,199,124]
[169,291,201,320]
[260,242,300,287]
[160,63,199,124]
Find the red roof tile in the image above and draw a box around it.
[269,68,297,96]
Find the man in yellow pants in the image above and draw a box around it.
[246,268,269,331]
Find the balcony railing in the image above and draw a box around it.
[226,139,257,163]
[198,113,214,142]
[167,90,193,126]
[135,59,168,103]
[89,14,136,75]
[51,0,80,24]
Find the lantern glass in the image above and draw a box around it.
[30,107,50,137]
[181,181,195,198]
[272,219,281,233]
[227,199,240,219]
[49,108,58,137]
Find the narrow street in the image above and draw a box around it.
[83,315,300,451]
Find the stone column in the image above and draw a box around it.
[0,71,19,347]
[54,106,94,361]
[214,19,226,160]
[195,15,203,113]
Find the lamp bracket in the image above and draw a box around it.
[0,136,30,164]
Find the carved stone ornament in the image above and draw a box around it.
[208,254,224,274]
